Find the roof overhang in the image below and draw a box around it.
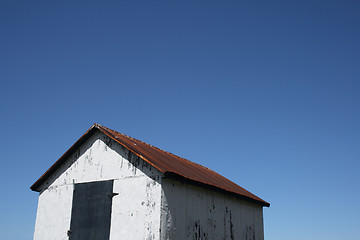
[31,123,270,207]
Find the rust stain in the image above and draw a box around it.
[30,123,270,207]
[96,124,269,207]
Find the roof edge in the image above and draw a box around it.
[164,172,270,207]
[30,124,269,208]
[30,124,99,191]
[30,123,167,192]
[95,124,166,173]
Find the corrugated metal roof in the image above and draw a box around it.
[31,123,270,207]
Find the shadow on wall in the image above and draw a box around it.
[160,177,262,240]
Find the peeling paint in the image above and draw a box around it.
[33,130,265,240]
[33,131,163,240]
[160,178,264,240]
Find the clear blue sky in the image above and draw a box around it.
[1,1,359,239]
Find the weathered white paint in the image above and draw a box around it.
[33,130,163,240]
[33,129,266,240]
[160,178,264,240]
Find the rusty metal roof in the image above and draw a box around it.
[31,123,270,207]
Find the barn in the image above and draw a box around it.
[31,123,270,240]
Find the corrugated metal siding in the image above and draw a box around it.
[31,123,269,207]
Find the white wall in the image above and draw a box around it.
[160,178,264,240]
[33,130,163,240]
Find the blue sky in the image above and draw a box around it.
[1,1,359,239]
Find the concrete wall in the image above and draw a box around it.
[160,178,264,240]
[33,130,163,240]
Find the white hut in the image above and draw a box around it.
[31,123,269,240]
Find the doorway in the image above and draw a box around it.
[69,180,114,240]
